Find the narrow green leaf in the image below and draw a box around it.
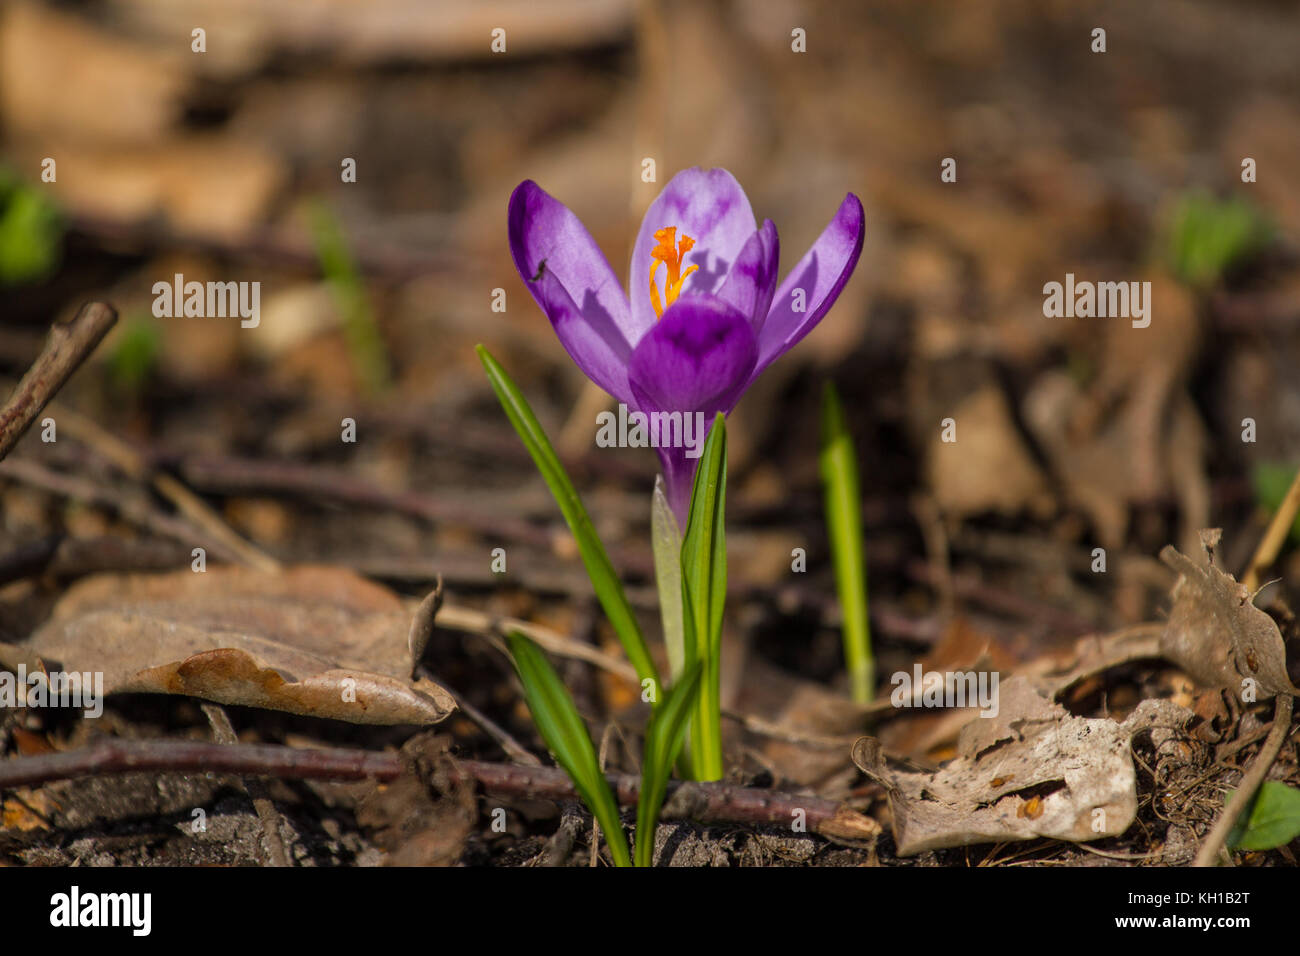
[506,633,631,867]
[819,382,874,704]
[307,200,390,394]
[651,476,686,682]
[634,662,702,867]
[1226,780,1300,852]
[478,346,659,690]
[680,413,727,781]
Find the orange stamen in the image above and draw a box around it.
[649,226,699,318]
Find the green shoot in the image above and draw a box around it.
[1251,462,1300,545]
[308,200,391,393]
[819,382,874,704]
[506,632,631,867]
[1165,192,1270,288]
[0,167,63,286]
[635,662,702,867]
[107,314,163,396]
[680,413,727,781]
[478,346,660,690]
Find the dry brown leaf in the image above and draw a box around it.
[1159,540,1300,701]
[1018,624,1165,701]
[925,382,1052,519]
[1,788,57,832]
[29,136,285,238]
[853,677,1191,856]
[1022,274,1208,552]
[0,566,454,725]
[358,736,475,866]
[731,657,867,787]
[0,2,186,144]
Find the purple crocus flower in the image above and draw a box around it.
[508,166,865,523]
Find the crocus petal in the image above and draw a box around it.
[715,219,779,334]
[508,181,638,401]
[527,269,633,403]
[629,168,758,333]
[750,193,865,382]
[627,296,757,522]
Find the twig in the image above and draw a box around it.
[202,704,292,867]
[179,453,556,553]
[0,534,64,584]
[466,760,879,842]
[0,459,246,565]
[0,739,402,786]
[52,406,280,573]
[0,741,878,841]
[1193,694,1295,866]
[426,671,541,768]
[0,534,191,586]
[437,602,639,682]
[1242,465,1300,593]
[0,303,117,462]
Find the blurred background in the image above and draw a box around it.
[2,0,1300,769]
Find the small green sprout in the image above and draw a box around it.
[308,200,391,393]
[1165,192,1270,287]
[819,382,875,704]
[0,166,63,286]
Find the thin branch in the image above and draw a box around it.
[202,704,292,867]
[0,740,878,841]
[0,739,401,786]
[465,759,879,842]
[437,602,640,682]
[52,406,280,573]
[0,302,117,462]
[1242,465,1300,593]
[0,458,246,565]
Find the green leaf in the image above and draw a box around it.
[107,314,163,395]
[680,412,727,780]
[1165,192,1270,288]
[1251,462,1300,544]
[308,200,390,394]
[651,476,686,682]
[506,633,631,867]
[634,662,702,867]
[478,346,659,690]
[0,170,63,286]
[819,382,875,704]
[1226,781,1300,852]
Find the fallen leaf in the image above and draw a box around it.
[921,379,1052,519]
[0,566,455,725]
[853,676,1191,856]
[731,657,866,787]
[1159,540,1300,700]
[358,735,475,865]
[1022,275,1209,552]
[1,788,57,832]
